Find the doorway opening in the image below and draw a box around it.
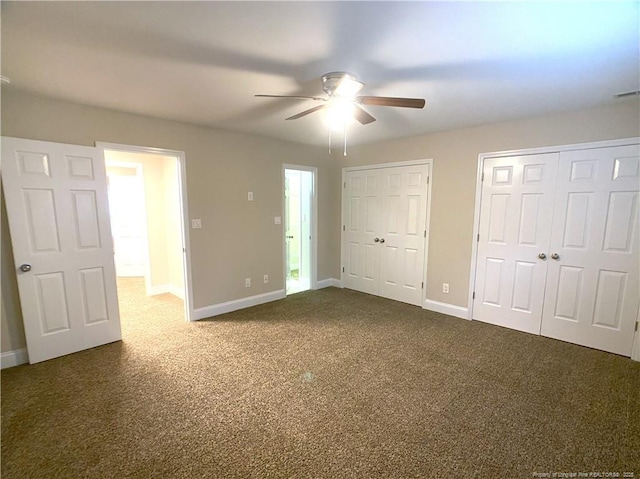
[284,166,317,295]
[102,145,192,328]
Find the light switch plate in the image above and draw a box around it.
[274,216,282,225]
[192,219,202,229]
[248,191,254,201]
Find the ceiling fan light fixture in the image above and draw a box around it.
[335,76,365,97]
[322,72,364,98]
[326,97,354,131]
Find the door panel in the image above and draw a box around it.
[378,165,429,306]
[473,153,558,334]
[343,170,382,295]
[541,145,640,356]
[2,137,121,363]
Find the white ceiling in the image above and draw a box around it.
[2,1,638,147]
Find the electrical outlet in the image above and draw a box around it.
[263,274,269,284]
[191,219,202,229]
[443,283,449,294]
[245,278,251,287]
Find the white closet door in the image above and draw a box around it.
[378,165,429,306]
[473,153,558,334]
[541,145,640,356]
[343,169,383,295]
[2,137,122,364]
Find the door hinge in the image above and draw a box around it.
[477,233,480,242]
[472,291,476,300]
[421,282,424,289]
[481,172,485,182]
[344,181,346,188]
[636,322,639,332]
[427,176,430,185]
[424,230,426,238]
[342,267,345,273]
[342,225,345,231]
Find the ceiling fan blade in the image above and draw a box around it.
[353,105,376,125]
[357,96,426,109]
[286,105,327,120]
[255,94,326,102]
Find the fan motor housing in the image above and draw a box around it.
[321,72,357,96]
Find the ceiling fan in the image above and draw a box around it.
[255,71,426,125]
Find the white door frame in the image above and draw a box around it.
[468,137,640,360]
[341,158,433,307]
[282,164,318,292]
[97,142,194,322]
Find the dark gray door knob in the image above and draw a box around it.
[20,264,32,272]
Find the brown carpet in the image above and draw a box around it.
[2,278,639,478]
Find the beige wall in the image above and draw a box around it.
[2,88,637,355]
[340,100,640,307]
[1,89,341,353]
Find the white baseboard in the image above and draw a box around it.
[424,299,470,320]
[147,284,185,299]
[193,289,286,320]
[166,284,185,300]
[315,278,342,289]
[1,348,29,369]
[147,284,169,296]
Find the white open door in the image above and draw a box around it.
[2,137,122,364]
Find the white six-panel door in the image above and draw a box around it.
[343,169,383,296]
[342,164,429,306]
[474,142,639,357]
[378,165,429,305]
[2,137,122,363]
[541,145,640,355]
[473,153,558,334]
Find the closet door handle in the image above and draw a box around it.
[374,237,380,243]
[551,253,560,260]
[538,253,547,260]
[379,238,385,244]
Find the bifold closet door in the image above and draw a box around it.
[473,153,559,334]
[343,164,429,306]
[541,145,640,356]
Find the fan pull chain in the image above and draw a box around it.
[343,122,347,156]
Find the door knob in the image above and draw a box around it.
[551,253,560,260]
[379,238,385,244]
[20,264,32,272]
[286,235,294,239]
[537,253,547,260]
[374,238,380,243]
